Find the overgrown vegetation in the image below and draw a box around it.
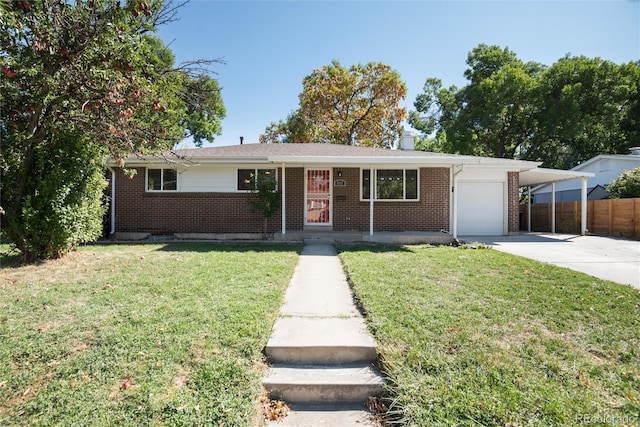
[0,0,225,261]
[1,131,107,260]
[0,243,300,426]
[338,244,640,426]
[608,166,640,199]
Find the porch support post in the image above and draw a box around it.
[581,177,587,235]
[527,186,531,232]
[369,165,374,236]
[452,170,459,239]
[108,167,116,236]
[551,182,556,234]
[281,162,286,238]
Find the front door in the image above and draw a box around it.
[305,169,331,226]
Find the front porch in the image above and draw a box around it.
[275,230,455,245]
[111,230,456,245]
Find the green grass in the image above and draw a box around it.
[338,244,640,426]
[0,243,301,426]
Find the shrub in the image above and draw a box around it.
[607,166,640,198]
[1,132,107,261]
[248,172,281,238]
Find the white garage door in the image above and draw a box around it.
[457,182,504,235]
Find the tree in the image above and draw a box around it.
[536,56,640,169]
[260,60,407,148]
[0,0,226,260]
[247,172,281,239]
[409,44,640,169]
[409,44,545,159]
[608,167,640,199]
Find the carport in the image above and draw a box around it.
[519,168,594,235]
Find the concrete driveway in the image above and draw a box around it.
[460,233,640,289]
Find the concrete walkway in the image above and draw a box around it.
[262,240,383,426]
[462,233,640,289]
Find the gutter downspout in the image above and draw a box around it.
[451,165,464,239]
[108,167,116,236]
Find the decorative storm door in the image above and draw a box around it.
[305,169,331,226]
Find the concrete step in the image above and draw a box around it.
[266,317,378,364]
[267,403,377,426]
[263,363,385,403]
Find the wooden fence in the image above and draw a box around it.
[520,198,640,240]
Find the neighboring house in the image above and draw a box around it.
[106,135,591,240]
[530,148,640,203]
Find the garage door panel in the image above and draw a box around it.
[458,182,504,235]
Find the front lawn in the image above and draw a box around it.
[0,243,300,426]
[338,244,640,426]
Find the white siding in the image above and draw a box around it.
[179,165,240,192]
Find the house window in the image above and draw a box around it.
[147,168,177,191]
[361,169,418,200]
[237,168,277,191]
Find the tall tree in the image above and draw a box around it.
[0,0,226,260]
[260,60,407,148]
[409,44,640,169]
[536,56,640,168]
[409,44,544,159]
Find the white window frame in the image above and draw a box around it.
[146,168,178,192]
[360,168,420,201]
[236,168,278,192]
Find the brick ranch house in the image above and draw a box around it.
[106,138,592,242]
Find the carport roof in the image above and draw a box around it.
[519,168,594,187]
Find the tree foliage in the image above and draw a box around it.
[260,60,407,148]
[608,167,640,199]
[259,111,315,144]
[2,130,107,259]
[0,0,226,260]
[409,44,640,169]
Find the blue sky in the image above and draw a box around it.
[156,0,640,147]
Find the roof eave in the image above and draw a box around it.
[522,169,595,188]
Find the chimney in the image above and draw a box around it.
[240,136,244,145]
[630,146,640,156]
[400,131,415,151]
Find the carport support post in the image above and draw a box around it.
[581,177,587,235]
[527,186,531,232]
[551,182,556,234]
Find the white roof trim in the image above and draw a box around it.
[519,168,594,187]
[119,154,540,170]
[567,153,640,171]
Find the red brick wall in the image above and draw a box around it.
[113,167,282,234]
[283,167,304,230]
[332,167,450,232]
[112,166,450,234]
[507,172,519,233]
